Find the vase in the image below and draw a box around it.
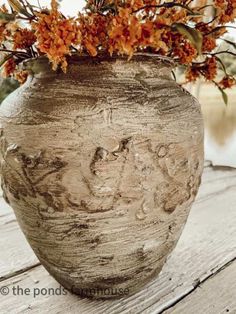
[0,54,204,299]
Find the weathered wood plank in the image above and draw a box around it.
[0,266,105,314]
[0,191,13,221]
[0,166,236,313]
[0,219,40,281]
[165,260,236,314]
[0,195,39,281]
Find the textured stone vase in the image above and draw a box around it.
[0,54,204,299]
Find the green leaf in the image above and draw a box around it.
[172,23,203,55]
[0,77,19,104]
[0,12,16,21]
[215,56,227,76]
[7,0,32,18]
[218,86,228,105]
[0,54,13,68]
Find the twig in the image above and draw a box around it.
[132,2,197,15]
[205,50,236,57]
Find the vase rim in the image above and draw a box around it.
[22,52,175,74]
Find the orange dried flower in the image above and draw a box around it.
[215,0,226,8]
[33,0,81,71]
[202,36,217,52]
[143,23,168,52]
[170,9,188,23]
[79,13,110,57]
[13,28,36,50]
[14,70,29,84]
[108,7,142,57]
[186,67,201,82]
[0,5,9,42]
[174,42,197,64]
[0,24,5,42]
[196,22,212,34]
[215,0,236,23]
[2,58,16,77]
[202,57,218,81]
[219,76,236,89]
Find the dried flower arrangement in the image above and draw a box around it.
[0,0,236,103]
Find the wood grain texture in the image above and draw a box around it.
[0,54,204,298]
[0,166,236,313]
[0,181,40,281]
[165,260,236,314]
[0,194,39,281]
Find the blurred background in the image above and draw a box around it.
[1,0,236,168]
[196,83,236,168]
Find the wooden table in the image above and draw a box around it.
[1,165,236,313]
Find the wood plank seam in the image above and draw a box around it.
[0,263,41,283]
[195,184,236,204]
[157,256,236,313]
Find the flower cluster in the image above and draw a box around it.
[78,13,110,56]
[33,0,81,72]
[0,0,235,97]
[215,0,236,23]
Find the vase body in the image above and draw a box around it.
[0,54,204,299]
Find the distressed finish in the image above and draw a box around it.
[0,54,204,298]
[1,166,236,313]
